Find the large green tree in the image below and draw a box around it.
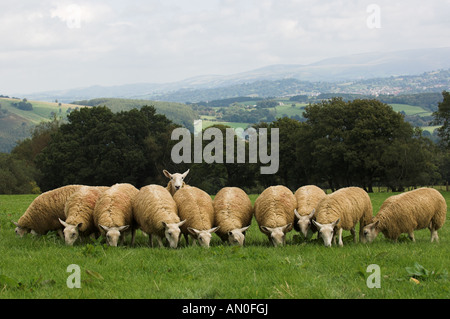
[432,91,450,148]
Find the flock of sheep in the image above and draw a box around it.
[12,169,448,248]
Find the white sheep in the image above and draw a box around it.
[132,184,186,248]
[254,185,296,247]
[312,187,373,247]
[163,169,190,196]
[13,185,84,238]
[213,187,253,246]
[93,183,139,247]
[58,186,109,245]
[173,186,218,248]
[362,187,447,243]
[293,185,326,239]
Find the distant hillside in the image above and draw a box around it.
[70,98,198,131]
[21,47,450,103]
[0,97,198,153]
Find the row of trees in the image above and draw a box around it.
[2,92,450,194]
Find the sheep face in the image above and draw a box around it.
[294,209,315,239]
[163,169,189,194]
[13,221,29,237]
[362,221,380,243]
[100,225,130,246]
[227,226,250,246]
[312,219,339,247]
[188,226,219,248]
[59,218,81,246]
[162,220,186,248]
[260,224,292,247]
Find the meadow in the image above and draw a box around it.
[0,192,449,299]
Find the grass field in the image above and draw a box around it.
[1,192,449,299]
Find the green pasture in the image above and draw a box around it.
[0,191,449,299]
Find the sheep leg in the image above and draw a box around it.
[155,236,164,248]
[149,234,154,247]
[350,227,356,243]
[429,222,440,243]
[131,228,136,246]
[408,231,415,242]
[57,229,64,240]
[337,228,344,246]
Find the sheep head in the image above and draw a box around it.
[59,218,82,246]
[12,221,30,237]
[294,209,316,239]
[99,224,130,246]
[362,220,380,243]
[162,220,186,248]
[312,219,339,247]
[260,223,292,247]
[227,226,250,246]
[187,226,219,248]
[163,169,189,195]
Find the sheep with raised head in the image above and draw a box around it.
[293,185,326,240]
[254,185,296,247]
[13,185,84,238]
[312,186,372,247]
[132,184,186,248]
[173,186,218,248]
[362,187,447,243]
[93,183,139,247]
[163,169,190,196]
[213,187,253,246]
[58,186,109,245]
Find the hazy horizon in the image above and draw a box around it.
[1,0,449,95]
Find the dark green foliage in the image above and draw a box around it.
[34,105,179,191]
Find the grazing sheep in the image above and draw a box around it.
[93,183,139,247]
[294,185,326,239]
[312,187,372,247]
[173,186,218,248]
[132,184,186,248]
[13,185,84,238]
[163,169,190,196]
[58,186,109,245]
[254,185,296,247]
[213,187,253,246]
[362,187,447,243]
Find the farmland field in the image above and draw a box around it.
[0,191,449,300]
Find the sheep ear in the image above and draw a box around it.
[99,224,110,232]
[332,218,340,227]
[177,220,187,227]
[239,225,250,233]
[188,227,199,236]
[209,226,219,233]
[162,221,168,229]
[12,221,19,227]
[282,223,293,234]
[163,170,172,179]
[311,219,322,229]
[308,209,315,219]
[294,209,301,219]
[182,169,190,179]
[59,218,69,228]
[260,226,272,235]
[372,220,380,229]
[118,225,129,232]
[76,223,83,229]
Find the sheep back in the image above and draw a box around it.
[173,186,214,234]
[213,187,253,240]
[94,183,139,229]
[64,186,108,234]
[315,187,372,230]
[374,187,447,240]
[17,185,84,234]
[254,185,296,228]
[294,185,326,216]
[133,184,180,238]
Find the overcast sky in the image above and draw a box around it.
[1,0,449,94]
